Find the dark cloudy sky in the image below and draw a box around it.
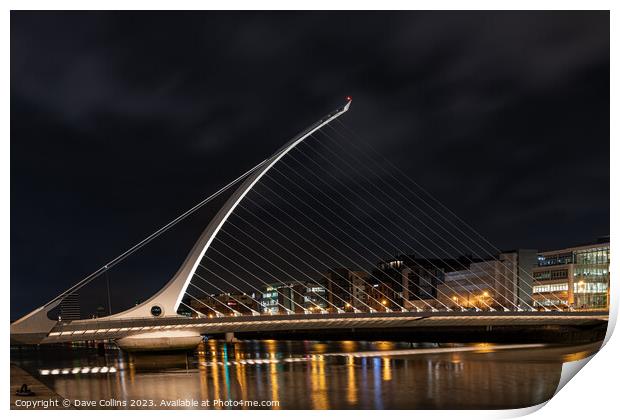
[11,11,609,318]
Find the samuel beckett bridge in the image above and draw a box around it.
[11,98,608,350]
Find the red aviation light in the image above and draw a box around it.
[345,96,352,101]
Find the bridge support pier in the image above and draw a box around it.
[115,330,203,352]
[225,332,238,343]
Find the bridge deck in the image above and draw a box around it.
[33,311,609,344]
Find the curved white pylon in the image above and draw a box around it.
[10,100,352,340]
[106,100,351,319]
[12,100,352,338]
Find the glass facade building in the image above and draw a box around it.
[532,240,609,310]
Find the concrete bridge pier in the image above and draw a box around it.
[115,330,203,352]
[225,332,238,343]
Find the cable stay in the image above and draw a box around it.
[44,159,267,310]
[183,112,559,317]
[26,98,562,329]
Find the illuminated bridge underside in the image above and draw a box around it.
[37,312,608,344]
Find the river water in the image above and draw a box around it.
[11,340,601,410]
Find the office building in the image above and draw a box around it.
[401,256,472,310]
[323,269,368,311]
[533,239,609,310]
[261,281,328,314]
[437,250,536,310]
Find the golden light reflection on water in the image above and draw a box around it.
[562,350,594,362]
[312,342,328,353]
[266,337,281,407]
[382,357,392,381]
[340,340,357,353]
[233,344,248,405]
[209,341,221,409]
[128,358,135,383]
[310,354,329,409]
[265,340,277,354]
[347,355,357,405]
[198,344,208,401]
[375,341,395,351]
[472,342,494,354]
[269,358,280,410]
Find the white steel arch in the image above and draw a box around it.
[107,99,351,319]
[11,99,352,338]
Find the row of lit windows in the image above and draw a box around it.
[537,246,610,267]
[537,253,573,266]
[533,283,568,293]
[574,268,609,277]
[575,248,610,265]
[574,282,608,293]
[534,270,568,280]
[536,268,609,281]
[533,282,608,294]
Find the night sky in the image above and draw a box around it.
[11,11,609,318]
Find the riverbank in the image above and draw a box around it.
[10,364,71,410]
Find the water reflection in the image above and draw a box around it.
[346,355,356,406]
[382,357,392,382]
[11,340,601,410]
